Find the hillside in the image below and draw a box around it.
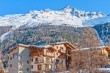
[94,22,110,45]
[1,25,100,53]
[0,26,12,36]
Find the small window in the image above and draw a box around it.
[35,58,38,61]
[10,57,12,60]
[10,64,12,68]
[45,65,51,70]
[31,58,33,62]
[27,68,29,71]
[57,46,58,49]
[27,60,29,64]
[38,65,42,70]
[60,47,63,50]
[35,58,38,64]
[108,54,110,58]
[13,53,18,59]
[56,53,58,55]
[31,65,33,69]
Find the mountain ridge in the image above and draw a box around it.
[0,6,106,28]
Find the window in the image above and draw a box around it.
[46,57,52,63]
[57,46,58,49]
[60,47,63,50]
[10,64,12,68]
[10,57,12,60]
[45,65,52,70]
[56,53,58,55]
[35,58,38,63]
[31,65,33,69]
[58,49,61,53]
[38,65,42,70]
[35,58,38,61]
[13,53,18,59]
[31,58,33,62]
[27,60,29,64]
[27,68,29,71]
[108,54,110,58]
[56,59,59,63]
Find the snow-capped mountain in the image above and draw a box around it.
[0,6,105,28]
[1,6,110,53]
[63,6,104,21]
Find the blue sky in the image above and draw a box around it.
[0,0,110,15]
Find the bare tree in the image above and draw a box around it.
[69,48,109,73]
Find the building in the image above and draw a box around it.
[0,50,4,72]
[71,46,110,69]
[6,44,31,73]
[3,42,75,73]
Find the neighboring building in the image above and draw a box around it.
[6,44,31,73]
[72,46,110,69]
[3,42,75,73]
[0,50,4,72]
[101,46,110,57]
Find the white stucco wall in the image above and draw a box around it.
[8,47,31,73]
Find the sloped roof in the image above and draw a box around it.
[50,42,75,49]
[7,42,75,54]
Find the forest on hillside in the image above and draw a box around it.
[0,25,100,54]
